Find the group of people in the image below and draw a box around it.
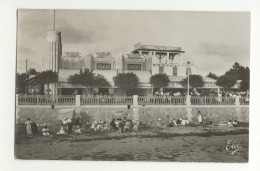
[56,117,82,135]
[157,115,190,127]
[110,117,140,133]
[24,116,141,138]
[88,120,110,131]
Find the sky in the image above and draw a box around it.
[17,10,250,76]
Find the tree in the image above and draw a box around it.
[28,68,39,75]
[16,73,27,94]
[239,67,250,91]
[35,70,58,95]
[216,75,236,90]
[113,72,139,95]
[219,62,250,91]
[68,69,110,89]
[180,75,204,90]
[207,72,218,80]
[149,74,170,88]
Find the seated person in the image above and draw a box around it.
[118,120,124,134]
[157,118,162,126]
[85,122,90,129]
[74,125,82,134]
[232,120,238,127]
[115,119,120,128]
[124,121,130,132]
[181,118,186,126]
[103,121,110,130]
[202,116,207,124]
[42,126,50,136]
[133,120,140,131]
[227,120,233,127]
[177,118,182,125]
[110,118,117,130]
[185,118,190,125]
[172,118,178,127]
[57,126,66,134]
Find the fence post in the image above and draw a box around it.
[133,95,138,106]
[76,95,81,107]
[16,94,19,106]
[235,96,240,106]
[186,95,191,106]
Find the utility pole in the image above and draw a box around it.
[26,59,28,78]
[53,9,55,30]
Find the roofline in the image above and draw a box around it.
[131,49,185,53]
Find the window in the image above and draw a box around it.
[173,66,177,76]
[127,64,141,70]
[97,63,111,70]
[159,66,164,74]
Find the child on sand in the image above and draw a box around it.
[227,120,233,127]
[197,112,202,124]
[181,118,186,126]
[57,126,66,134]
[185,118,190,125]
[133,120,140,131]
[233,120,238,127]
[118,120,124,134]
[74,125,82,134]
[42,126,50,136]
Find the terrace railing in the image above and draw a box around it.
[138,96,186,105]
[190,96,236,105]
[17,95,248,106]
[17,95,76,105]
[80,96,133,105]
[239,96,250,105]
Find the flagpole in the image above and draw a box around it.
[187,61,190,95]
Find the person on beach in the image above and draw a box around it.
[185,118,190,125]
[118,120,124,134]
[133,120,140,131]
[74,125,82,134]
[31,122,38,135]
[25,118,33,138]
[233,120,238,127]
[227,120,233,127]
[177,118,182,125]
[197,111,202,124]
[124,120,130,132]
[181,118,186,125]
[57,126,66,134]
[103,121,110,130]
[110,118,117,130]
[157,118,162,126]
[42,126,50,136]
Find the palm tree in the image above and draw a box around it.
[67,69,110,94]
[149,74,170,94]
[113,73,139,96]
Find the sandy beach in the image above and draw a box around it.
[15,123,248,162]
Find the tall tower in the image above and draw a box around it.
[44,10,62,72]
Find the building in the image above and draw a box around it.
[53,41,222,96]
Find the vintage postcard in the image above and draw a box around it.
[15,9,250,162]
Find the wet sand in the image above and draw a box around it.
[15,124,248,162]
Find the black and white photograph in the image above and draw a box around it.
[14,9,251,162]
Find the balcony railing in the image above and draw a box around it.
[80,96,133,105]
[190,96,235,105]
[17,95,76,105]
[138,96,186,105]
[16,95,248,106]
[239,96,250,105]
